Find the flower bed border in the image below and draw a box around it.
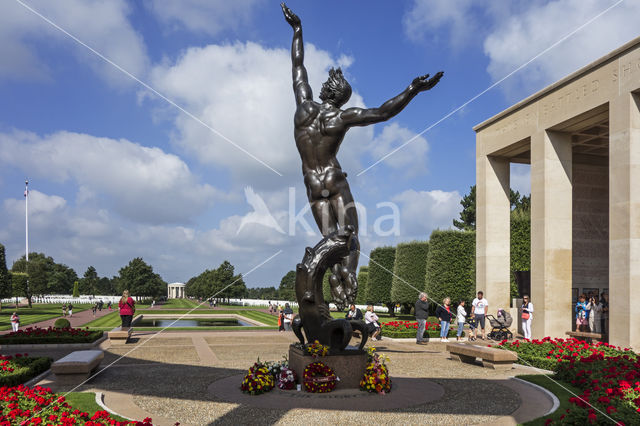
[0,329,104,345]
[0,355,52,387]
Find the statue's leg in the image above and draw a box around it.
[349,320,370,351]
[328,179,359,305]
[321,318,353,352]
[292,316,305,345]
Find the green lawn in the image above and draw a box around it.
[0,304,91,331]
[517,374,581,425]
[64,392,129,422]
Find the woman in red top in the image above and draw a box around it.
[118,290,135,328]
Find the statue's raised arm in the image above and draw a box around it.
[281,3,312,105]
[340,71,444,128]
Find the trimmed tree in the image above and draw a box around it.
[424,230,475,308]
[117,258,166,299]
[10,272,28,307]
[391,241,429,313]
[0,244,11,311]
[72,281,79,298]
[511,208,531,298]
[355,266,369,305]
[366,246,397,315]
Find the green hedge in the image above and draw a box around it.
[424,230,475,306]
[391,241,429,306]
[365,246,396,306]
[0,330,103,345]
[510,209,530,298]
[322,269,331,304]
[355,267,369,305]
[54,318,71,328]
[0,356,52,386]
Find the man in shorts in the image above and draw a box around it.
[472,291,488,340]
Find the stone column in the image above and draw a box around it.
[530,130,572,339]
[609,93,640,350]
[476,149,511,313]
[168,285,171,299]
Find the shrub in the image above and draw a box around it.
[366,246,396,311]
[424,230,475,307]
[0,355,52,387]
[390,241,429,308]
[510,209,530,298]
[54,318,71,329]
[355,267,369,305]
[322,269,331,304]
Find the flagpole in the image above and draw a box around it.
[25,179,29,263]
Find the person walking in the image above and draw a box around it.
[10,312,19,332]
[436,297,453,342]
[521,295,533,340]
[67,303,73,317]
[92,303,97,317]
[415,292,430,345]
[456,300,467,341]
[62,303,67,317]
[278,307,284,332]
[472,291,489,340]
[118,290,136,328]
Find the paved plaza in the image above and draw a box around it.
[9,329,555,426]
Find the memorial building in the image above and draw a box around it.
[474,37,640,349]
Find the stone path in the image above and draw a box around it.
[18,330,557,426]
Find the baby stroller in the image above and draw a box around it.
[487,309,513,341]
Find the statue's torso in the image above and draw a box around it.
[294,101,346,176]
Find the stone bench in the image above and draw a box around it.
[51,350,104,384]
[566,331,606,343]
[108,327,133,344]
[446,342,517,370]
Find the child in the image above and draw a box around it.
[467,313,477,341]
[456,300,467,341]
[575,294,588,332]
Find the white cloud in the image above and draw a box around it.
[367,123,429,177]
[483,0,640,96]
[149,41,428,188]
[392,189,461,237]
[0,130,220,224]
[144,0,264,36]
[0,0,148,86]
[404,0,476,47]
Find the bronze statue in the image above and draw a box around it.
[282,3,443,350]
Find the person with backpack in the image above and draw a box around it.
[118,290,136,328]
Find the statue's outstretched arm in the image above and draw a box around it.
[282,3,312,105]
[340,71,443,127]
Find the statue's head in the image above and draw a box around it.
[319,67,352,107]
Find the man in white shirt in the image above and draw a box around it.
[472,291,488,340]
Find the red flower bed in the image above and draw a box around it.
[551,351,640,424]
[381,321,440,331]
[495,337,639,424]
[0,327,103,344]
[0,385,155,425]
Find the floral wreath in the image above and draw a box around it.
[278,367,298,390]
[360,347,392,394]
[240,362,275,395]
[303,361,338,393]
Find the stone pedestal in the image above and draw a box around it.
[288,345,367,390]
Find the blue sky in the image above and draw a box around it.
[0,0,637,288]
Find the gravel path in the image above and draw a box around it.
[34,331,551,425]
